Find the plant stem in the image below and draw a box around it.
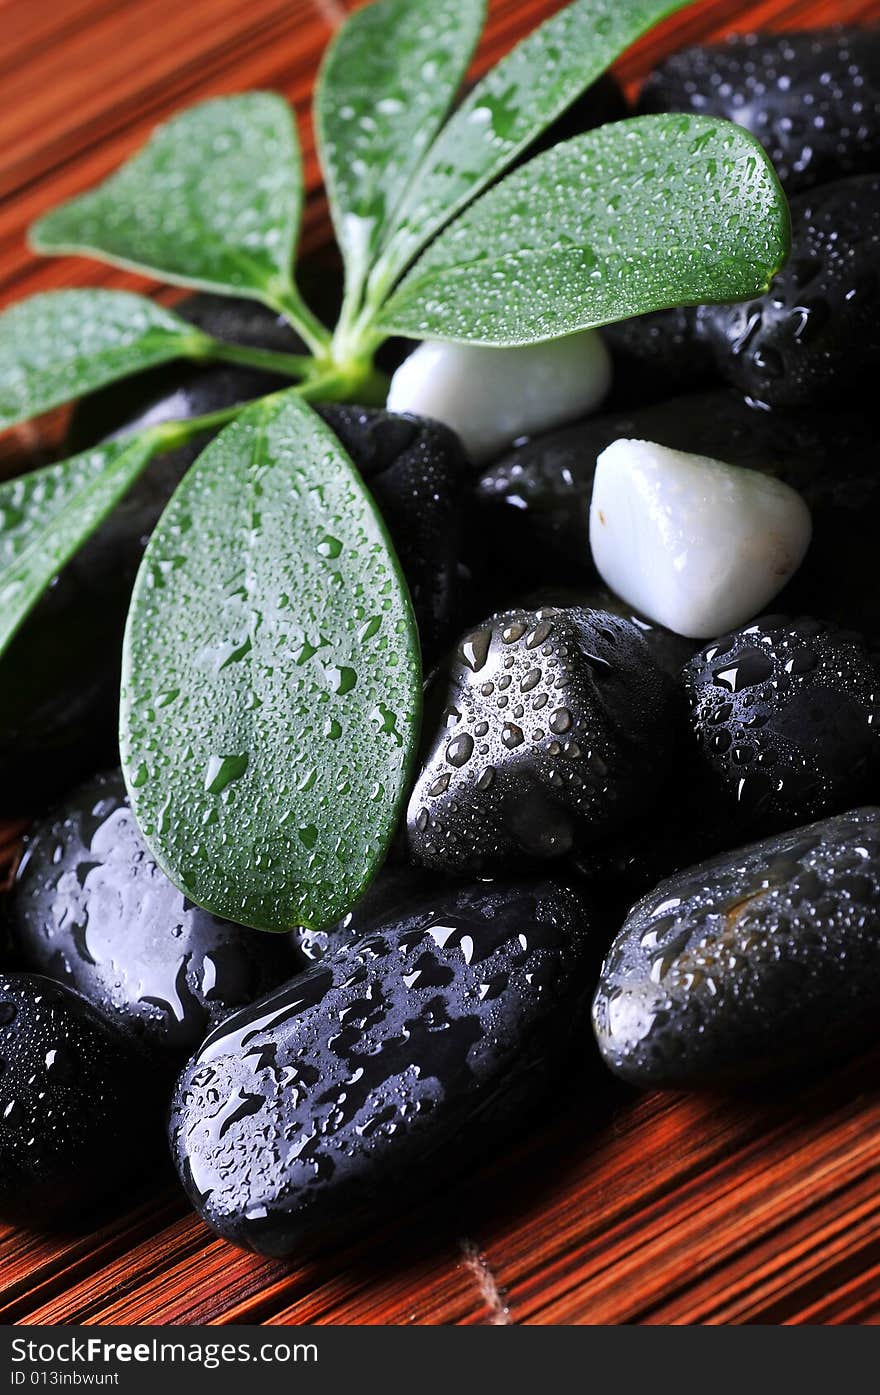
[153,402,259,450]
[197,339,317,380]
[147,354,391,455]
[263,282,334,358]
[297,361,391,406]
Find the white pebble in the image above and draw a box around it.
[589,438,812,640]
[386,332,612,464]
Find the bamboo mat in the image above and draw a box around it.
[1,0,878,1326]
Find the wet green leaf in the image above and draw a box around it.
[120,390,422,933]
[0,432,161,658]
[30,95,303,306]
[372,0,693,293]
[380,115,791,345]
[0,290,206,432]
[317,0,484,298]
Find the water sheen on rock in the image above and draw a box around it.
[170,878,594,1256]
[407,606,679,873]
[592,807,880,1087]
[8,770,300,1055]
[0,972,153,1215]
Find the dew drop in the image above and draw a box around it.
[204,752,249,795]
[317,534,343,559]
[446,733,474,768]
[520,668,542,693]
[3,1099,24,1127]
[549,708,573,735]
[330,666,357,696]
[526,620,553,650]
[459,629,491,672]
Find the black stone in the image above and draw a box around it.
[407,607,680,873]
[639,28,880,195]
[7,770,301,1055]
[592,807,880,1086]
[0,971,153,1216]
[170,877,595,1256]
[682,616,880,833]
[700,174,880,408]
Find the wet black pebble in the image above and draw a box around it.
[592,807,880,1086]
[170,878,595,1256]
[0,972,153,1215]
[407,607,680,872]
[700,174,880,408]
[291,864,429,962]
[683,617,880,833]
[7,770,300,1055]
[521,585,698,678]
[600,305,715,400]
[639,28,880,195]
[474,390,880,640]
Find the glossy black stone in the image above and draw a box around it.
[7,770,301,1055]
[291,864,429,962]
[600,305,715,400]
[571,766,726,907]
[683,617,880,833]
[639,28,880,195]
[592,807,880,1086]
[315,404,468,658]
[407,607,680,873]
[521,585,698,679]
[700,175,880,407]
[474,390,880,639]
[0,972,152,1214]
[170,878,595,1256]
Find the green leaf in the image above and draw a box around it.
[316,0,485,297]
[30,94,303,306]
[0,290,207,432]
[371,0,694,294]
[120,390,422,933]
[379,115,791,345]
[0,432,160,657]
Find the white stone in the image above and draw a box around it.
[589,438,812,640]
[386,332,612,464]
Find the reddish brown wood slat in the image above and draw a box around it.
[1,0,878,1327]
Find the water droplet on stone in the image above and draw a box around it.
[460,629,491,672]
[446,734,474,768]
[549,708,573,735]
